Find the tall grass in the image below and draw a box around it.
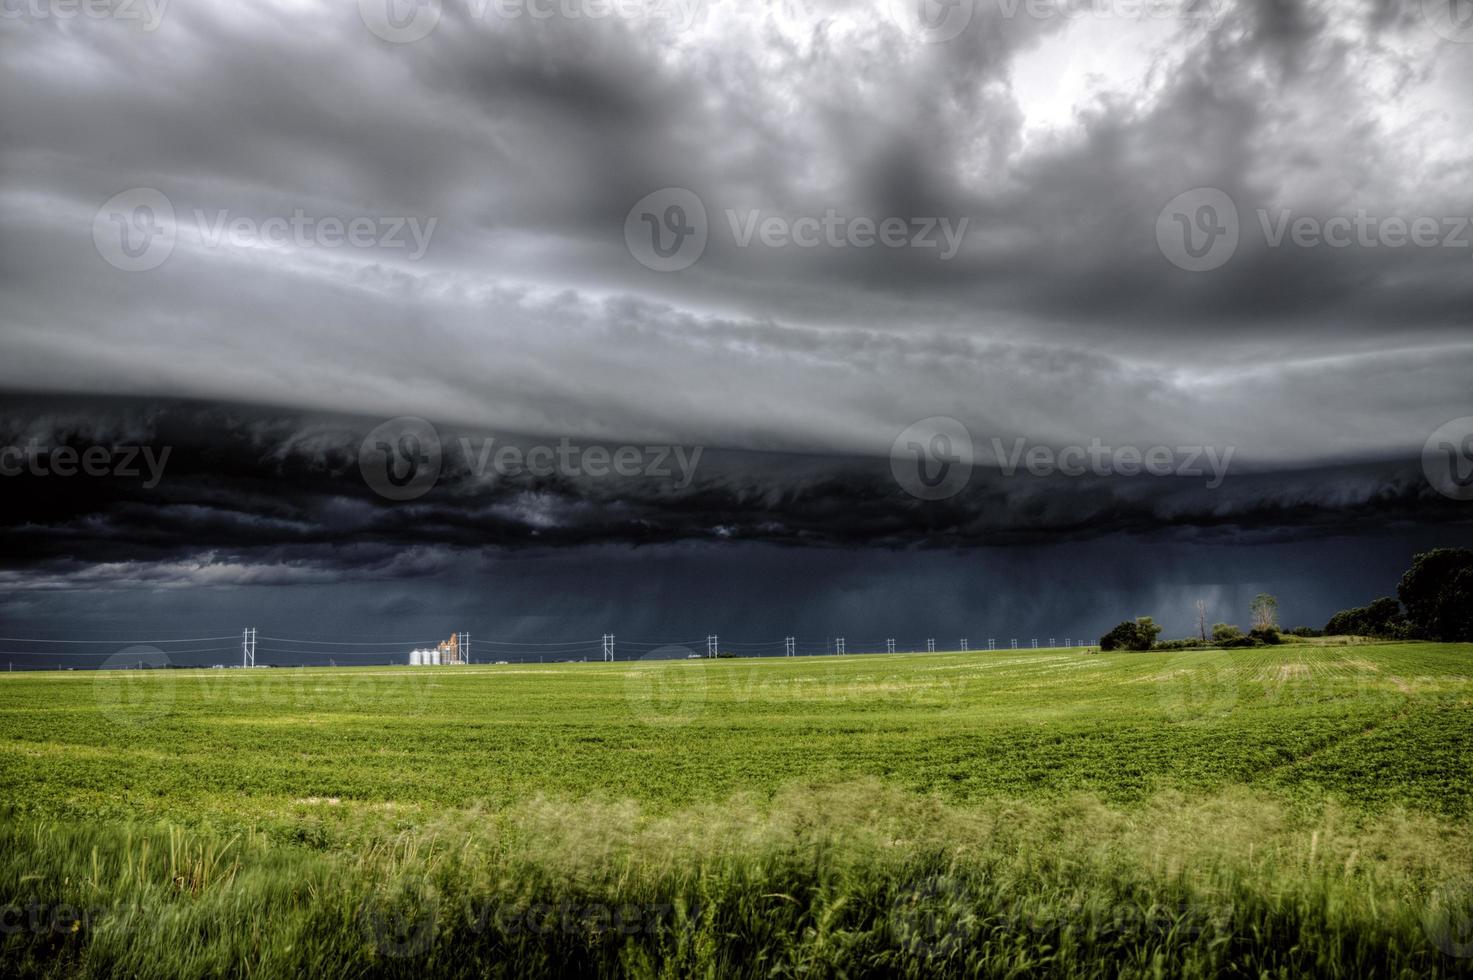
[3,783,1470,978]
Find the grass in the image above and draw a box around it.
[1,643,1471,976]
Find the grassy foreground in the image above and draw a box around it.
[1,643,1471,976]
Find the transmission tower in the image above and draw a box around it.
[241,628,256,668]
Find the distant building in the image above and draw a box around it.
[409,632,468,666]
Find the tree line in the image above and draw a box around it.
[1097,548,1473,651]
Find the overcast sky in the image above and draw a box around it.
[1,0,1470,658]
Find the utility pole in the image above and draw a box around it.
[784,636,795,657]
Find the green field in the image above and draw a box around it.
[2,642,1471,977]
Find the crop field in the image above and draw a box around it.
[2,642,1472,977]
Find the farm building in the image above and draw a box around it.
[409,632,468,666]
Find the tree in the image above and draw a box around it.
[1194,599,1208,643]
[1249,593,1279,632]
[1325,597,1405,638]
[1398,548,1473,642]
[1099,617,1162,652]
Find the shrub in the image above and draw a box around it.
[1210,623,1243,643]
[1098,617,1162,652]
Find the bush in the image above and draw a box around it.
[1288,626,1321,638]
[1249,627,1281,645]
[1210,623,1243,643]
[1098,617,1162,652]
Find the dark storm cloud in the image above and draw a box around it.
[1,0,1470,465]
[0,397,1465,596]
[1,0,1470,632]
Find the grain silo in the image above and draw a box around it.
[407,633,469,666]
